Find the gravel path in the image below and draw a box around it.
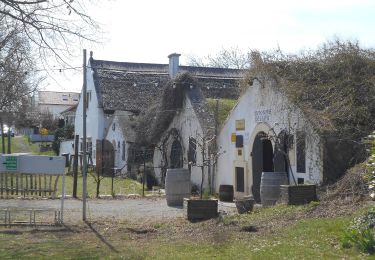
[0,197,237,224]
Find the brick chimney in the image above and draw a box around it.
[168,53,181,79]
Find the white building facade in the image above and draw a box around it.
[216,79,323,201]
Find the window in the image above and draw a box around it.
[62,94,68,101]
[122,141,126,161]
[296,131,306,173]
[112,123,116,131]
[86,91,91,108]
[117,141,120,149]
[235,167,245,192]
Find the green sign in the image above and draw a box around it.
[5,156,18,171]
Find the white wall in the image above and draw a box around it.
[216,79,322,198]
[74,60,109,164]
[105,114,131,174]
[59,140,74,156]
[153,94,209,189]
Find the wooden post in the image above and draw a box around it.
[1,119,5,154]
[142,147,146,197]
[73,135,79,198]
[0,173,3,197]
[7,128,11,154]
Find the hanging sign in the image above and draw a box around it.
[231,133,236,142]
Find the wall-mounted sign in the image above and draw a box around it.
[255,109,271,122]
[231,133,236,142]
[5,156,18,171]
[235,119,245,131]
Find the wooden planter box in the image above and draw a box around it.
[279,185,318,205]
[184,199,218,221]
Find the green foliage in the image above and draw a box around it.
[341,207,375,254]
[207,98,237,127]
[52,125,75,155]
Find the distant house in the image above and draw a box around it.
[33,91,80,119]
[74,53,242,182]
[60,104,78,126]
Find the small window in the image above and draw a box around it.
[112,123,116,131]
[62,94,68,101]
[296,131,306,173]
[86,91,91,109]
[117,141,120,148]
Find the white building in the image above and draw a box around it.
[33,91,80,118]
[216,77,358,201]
[75,52,242,183]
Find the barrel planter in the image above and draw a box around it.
[279,185,318,205]
[184,198,218,221]
[219,185,234,202]
[260,172,288,207]
[165,168,191,206]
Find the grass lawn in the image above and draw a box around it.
[58,173,144,197]
[0,135,54,156]
[0,204,370,259]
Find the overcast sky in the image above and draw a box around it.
[43,0,375,92]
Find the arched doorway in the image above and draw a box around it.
[170,139,183,168]
[252,132,274,202]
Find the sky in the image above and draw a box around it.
[43,0,375,93]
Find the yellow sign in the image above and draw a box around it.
[231,133,236,142]
[235,119,245,131]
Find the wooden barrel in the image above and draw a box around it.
[219,185,234,202]
[260,172,288,207]
[165,168,191,206]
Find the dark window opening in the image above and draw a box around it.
[122,141,126,161]
[170,140,183,168]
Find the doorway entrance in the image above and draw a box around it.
[252,132,274,202]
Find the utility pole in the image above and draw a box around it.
[82,49,88,221]
[7,128,11,154]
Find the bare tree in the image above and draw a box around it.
[0,0,101,67]
[186,47,251,69]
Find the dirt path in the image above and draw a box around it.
[14,136,30,153]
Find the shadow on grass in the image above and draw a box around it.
[85,221,119,253]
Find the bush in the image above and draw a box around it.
[341,207,375,254]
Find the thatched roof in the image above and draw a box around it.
[90,58,243,114]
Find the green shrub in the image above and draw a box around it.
[341,207,375,254]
